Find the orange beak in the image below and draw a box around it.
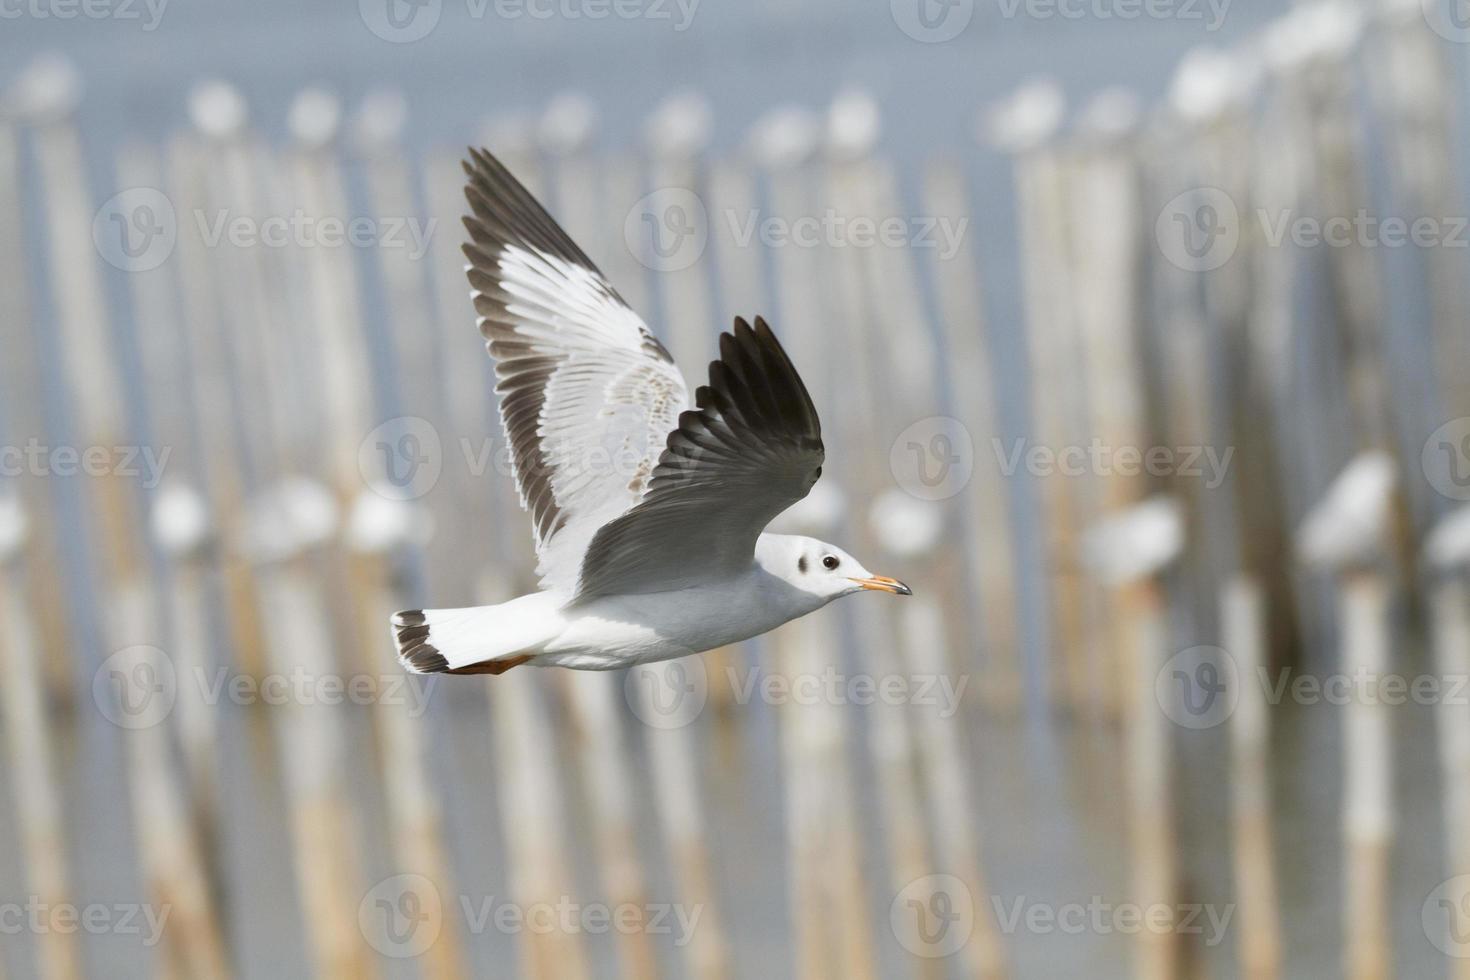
[850,575,913,596]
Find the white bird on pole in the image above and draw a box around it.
[393,148,912,675]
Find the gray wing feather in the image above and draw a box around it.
[576,316,825,598]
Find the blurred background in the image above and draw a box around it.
[5,0,1470,977]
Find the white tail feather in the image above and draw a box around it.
[391,594,561,675]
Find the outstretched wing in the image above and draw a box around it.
[462,147,689,595]
[576,316,825,599]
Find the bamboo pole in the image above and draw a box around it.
[487,661,593,980]
[769,498,877,980]
[346,494,467,980]
[1082,497,1186,980]
[984,80,1092,716]
[1297,451,1398,980]
[0,496,81,980]
[118,135,228,887]
[1424,506,1470,980]
[0,112,72,708]
[896,588,1008,979]
[1220,576,1280,980]
[107,586,231,980]
[919,155,1024,714]
[283,88,375,497]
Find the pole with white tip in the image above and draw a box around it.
[919,153,1024,713]
[1297,451,1398,980]
[985,80,1093,716]
[1082,497,1186,980]
[877,495,1008,979]
[1424,506,1470,980]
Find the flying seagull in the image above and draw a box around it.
[392,147,911,675]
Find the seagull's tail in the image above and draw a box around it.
[392,594,561,675]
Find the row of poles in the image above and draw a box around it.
[4,0,1470,976]
[0,50,1016,980]
[997,0,1470,977]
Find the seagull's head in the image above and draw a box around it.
[756,534,913,610]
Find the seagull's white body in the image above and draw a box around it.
[392,148,909,676]
[408,533,862,672]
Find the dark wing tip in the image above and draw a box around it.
[392,610,449,674]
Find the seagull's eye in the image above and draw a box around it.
[822,555,840,571]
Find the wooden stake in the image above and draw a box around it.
[1083,497,1186,980]
[0,118,72,707]
[0,501,81,980]
[1220,576,1280,980]
[1425,507,1470,980]
[899,596,1008,979]
[986,81,1093,716]
[920,157,1024,714]
[1297,452,1398,980]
